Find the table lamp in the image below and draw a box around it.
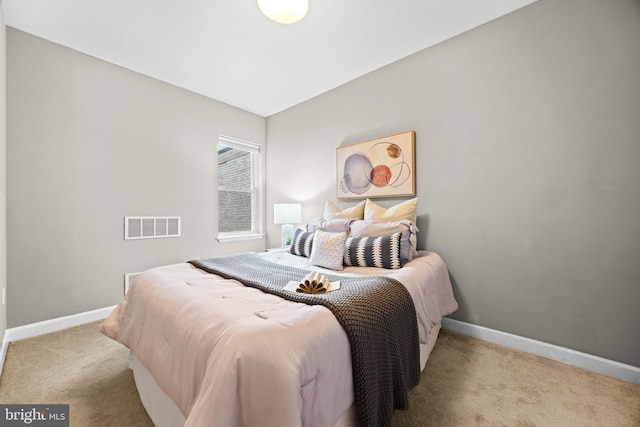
[274,203,302,247]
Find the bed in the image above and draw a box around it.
[101,245,457,427]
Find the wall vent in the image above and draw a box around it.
[125,216,181,240]
[124,272,141,295]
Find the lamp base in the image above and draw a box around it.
[281,224,294,248]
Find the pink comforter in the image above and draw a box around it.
[100,251,457,427]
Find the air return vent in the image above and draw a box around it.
[125,216,181,240]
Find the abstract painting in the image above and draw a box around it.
[336,130,415,199]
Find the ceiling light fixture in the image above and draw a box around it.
[257,0,309,24]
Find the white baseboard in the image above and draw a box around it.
[441,317,640,385]
[2,310,638,386]
[0,306,116,376]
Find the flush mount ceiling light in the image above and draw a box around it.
[257,0,309,24]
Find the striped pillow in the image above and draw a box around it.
[290,228,314,258]
[343,232,402,269]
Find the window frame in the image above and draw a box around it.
[216,135,264,243]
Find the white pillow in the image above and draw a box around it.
[364,198,418,224]
[324,200,365,220]
[309,230,347,271]
[307,217,354,233]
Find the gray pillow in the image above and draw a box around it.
[307,217,354,233]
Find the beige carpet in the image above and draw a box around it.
[0,321,638,426]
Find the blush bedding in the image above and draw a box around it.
[100,250,458,427]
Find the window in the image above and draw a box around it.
[217,135,262,242]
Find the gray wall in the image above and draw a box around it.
[265,0,640,367]
[6,29,266,327]
[0,7,7,337]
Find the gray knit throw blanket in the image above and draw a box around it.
[189,252,420,427]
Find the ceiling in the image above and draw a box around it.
[2,0,538,117]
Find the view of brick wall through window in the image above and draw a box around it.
[218,146,252,232]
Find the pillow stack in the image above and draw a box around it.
[289,198,419,270]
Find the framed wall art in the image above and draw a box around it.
[336,130,415,199]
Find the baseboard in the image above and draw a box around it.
[2,310,638,386]
[4,306,116,342]
[441,317,640,385]
[0,334,9,378]
[0,306,116,376]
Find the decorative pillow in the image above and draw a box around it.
[324,200,365,220]
[344,232,402,269]
[364,198,418,224]
[349,219,418,263]
[307,217,354,233]
[290,228,314,258]
[309,230,347,270]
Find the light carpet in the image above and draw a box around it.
[0,321,638,426]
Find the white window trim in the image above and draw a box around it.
[218,134,260,154]
[217,135,264,243]
[217,232,265,243]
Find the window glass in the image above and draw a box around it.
[217,136,260,240]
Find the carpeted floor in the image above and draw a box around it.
[0,321,638,426]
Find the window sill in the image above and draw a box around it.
[217,233,265,243]
[266,247,289,252]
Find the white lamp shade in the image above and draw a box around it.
[257,0,309,24]
[274,203,302,224]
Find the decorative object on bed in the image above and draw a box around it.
[274,203,302,247]
[290,228,314,257]
[283,271,341,293]
[344,232,403,269]
[337,130,415,199]
[364,197,418,224]
[309,230,348,270]
[296,271,330,294]
[297,280,327,294]
[324,199,365,220]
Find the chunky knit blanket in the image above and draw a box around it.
[189,252,420,427]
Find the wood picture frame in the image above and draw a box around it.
[336,130,415,199]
